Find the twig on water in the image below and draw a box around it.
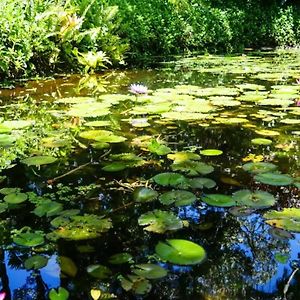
[283,268,299,300]
[47,149,111,184]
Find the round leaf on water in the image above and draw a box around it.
[95,135,127,143]
[264,208,300,232]
[79,130,112,140]
[49,287,69,300]
[102,162,127,172]
[202,194,235,207]
[0,187,20,195]
[0,134,16,146]
[84,120,111,127]
[138,210,183,233]
[242,162,277,174]
[132,264,168,279]
[232,189,276,208]
[159,190,196,206]
[229,206,256,217]
[59,256,77,277]
[254,173,293,186]
[21,156,57,166]
[109,252,133,264]
[120,275,152,295]
[4,193,27,204]
[152,172,187,187]
[167,152,200,162]
[155,239,206,265]
[148,139,171,155]
[187,178,216,189]
[171,161,214,176]
[13,232,44,247]
[33,200,63,217]
[3,120,33,129]
[24,255,48,270]
[251,138,272,145]
[254,129,280,136]
[200,149,223,156]
[133,187,158,202]
[0,202,8,213]
[87,264,112,279]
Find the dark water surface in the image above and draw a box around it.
[0,50,299,300]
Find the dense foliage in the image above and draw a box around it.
[0,0,300,78]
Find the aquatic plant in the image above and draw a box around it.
[129,83,148,95]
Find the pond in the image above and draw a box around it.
[0,49,299,300]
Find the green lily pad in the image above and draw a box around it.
[49,287,69,300]
[87,264,112,279]
[167,152,200,162]
[108,252,133,264]
[120,275,152,295]
[242,162,278,174]
[59,256,78,277]
[155,239,206,265]
[251,138,273,145]
[254,173,293,186]
[95,135,127,143]
[133,187,158,202]
[0,134,16,146]
[21,156,57,166]
[264,208,300,232]
[200,149,223,156]
[3,120,33,129]
[186,177,216,189]
[4,193,28,204]
[79,130,113,140]
[24,255,48,270]
[159,190,196,206]
[132,264,168,279]
[84,120,111,127]
[0,187,20,195]
[171,160,214,176]
[148,139,171,155]
[152,172,187,187]
[229,206,256,217]
[232,189,276,208]
[138,210,183,233]
[13,231,44,247]
[33,200,63,217]
[50,214,112,240]
[202,194,235,207]
[0,202,8,213]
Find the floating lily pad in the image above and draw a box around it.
[13,231,44,247]
[251,138,272,145]
[0,187,20,195]
[200,149,223,156]
[152,173,187,187]
[3,120,33,129]
[159,190,196,206]
[120,275,152,295]
[87,264,112,279]
[21,156,57,166]
[0,202,8,213]
[24,255,48,270]
[59,256,78,277]
[33,200,63,217]
[155,239,206,265]
[229,206,256,217]
[138,210,183,233]
[133,187,158,202]
[171,161,214,176]
[95,135,127,143]
[242,162,277,174]
[49,287,69,300]
[148,139,171,155]
[84,120,111,127]
[269,227,294,240]
[202,194,235,207]
[109,252,133,264]
[4,193,27,204]
[186,177,216,189]
[167,152,200,162]
[254,173,293,186]
[79,130,113,140]
[264,208,300,232]
[232,189,276,208]
[0,134,16,146]
[132,264,168,279]
[50,214,112,240]
[254,129,280,136]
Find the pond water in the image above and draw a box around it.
[0,50,299,300]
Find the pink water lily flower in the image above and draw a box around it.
[129,83,148,95]
[0,291,6,300]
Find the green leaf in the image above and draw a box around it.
[87,264,112,279]
[109,252,133,264]
[59,256,77,277]
[49,287,69,300]
[33,200,63,217]
[159,190,196,206]
[148,139,171,155]
[232,190,276,208]
[24,255,48,270]
[4,193,27,204]
[120,275,152,295]
[133,187,158,202]
[132,264,168,279]
[21,156,57,166]
[242,162,277,174]
[152,172,187,187]
[202,194,235,207]
[171,160,214,176]
[138,210,183,233]
[155,239,206,265]
[200,149,223,156]
[251,138,272,145]
[254,173,293,186]
[13,231,44,247]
